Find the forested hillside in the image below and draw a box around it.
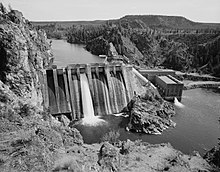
[33,15,220,76]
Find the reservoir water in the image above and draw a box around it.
[51,39,220,155]
[51,39,104,68]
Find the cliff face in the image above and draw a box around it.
[0,6,83,172]
[84,26,145,65]
[0,7,53,108]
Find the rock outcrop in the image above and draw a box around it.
[204,145,220,171]
[0,6,53,108]
[82,26,145,65]
[0,5,83,172]
[127,91,176,135]
[52,140,213,172]
[98,142,120,171]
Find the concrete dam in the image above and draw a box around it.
[42,63,136,120]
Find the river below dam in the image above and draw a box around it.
[76,88,220,155]
[51,39,220,155]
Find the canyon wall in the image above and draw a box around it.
[0,6,53,108]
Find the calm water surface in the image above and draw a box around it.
[51,39,104,68]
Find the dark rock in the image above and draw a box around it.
[204,145,220,170]
[8,10,25,24]
[0,7,53,108]
[127,92,176,135]
[98,142,120,171]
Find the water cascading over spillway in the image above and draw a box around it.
[80,73,105,126]
[99,73,112,115]
[91,70,125,116]
[43,63,135,120]
[109,71,128,112]
[80,73,95,117]
[46,69,72,115]
[174,97,185,108]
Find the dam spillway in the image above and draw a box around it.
[42,63,135,120]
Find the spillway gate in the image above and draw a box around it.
[42,63,135,120]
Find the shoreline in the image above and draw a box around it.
[183,81,220,90]
[176,71,220,82]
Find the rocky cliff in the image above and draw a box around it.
[127,94,176,135]
[0,5,83,172]
[0,6,53,108]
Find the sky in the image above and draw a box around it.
[1,0,220,23]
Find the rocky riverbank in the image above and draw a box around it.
[127,93,176,135]
[183,81,220,90]
[204,145,220,171]
[176,71,220,82]
[53,140,212,172]
[175,71,220,90]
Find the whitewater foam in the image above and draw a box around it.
[81,116,106,126]
[113,113,129,117]
[174,97,185,108]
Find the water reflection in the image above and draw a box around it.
[51,39,104,67]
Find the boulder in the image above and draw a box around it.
[98,142,120,171]
[120,139,134,155]
[61,128,83,147]
[60,115,70,127]
[127,93,176,135]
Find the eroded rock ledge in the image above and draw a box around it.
[54,140,212,172]
[127,93,176,135]
[0,6,53,108]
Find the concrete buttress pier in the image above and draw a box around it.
[43,63,134,120]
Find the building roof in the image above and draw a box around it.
[158,76,176,84]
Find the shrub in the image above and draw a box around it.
[100,130,120,145]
